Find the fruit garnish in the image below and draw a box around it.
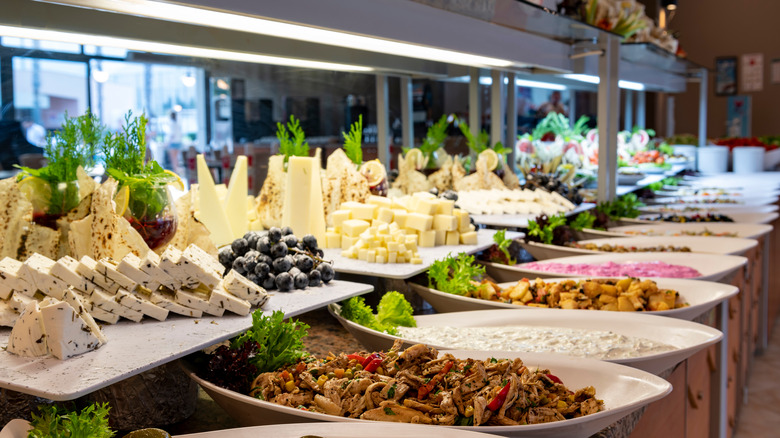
[17,176,52,212]
[360,160,387,187]
[114,184,130,216]
[479,149,499,171]
[163,169,185,191]
[404,148,428,170]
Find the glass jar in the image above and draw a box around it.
[120,182,178,250]
[19,178,80,230]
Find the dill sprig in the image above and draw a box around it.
[102,111,148,175]
[276,115,310,165]
[343,115,363,165]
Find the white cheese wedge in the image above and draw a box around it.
[40,300,103,360]
[114,289,169,321]
[224,155,249,240]
[81,287,143,322]
[175,289,225,316]
[138,251,178,291]
[160,247,194,289]
[116,253,160,292]
[197,154,235,247]
[0,299,20,327]
[147,289,203,318]
[96,259,137,292]
[87,305,120,324]
[281,156,327,243]
[0,257,30,299]
[9,292,37,313]
[7,301,47,357]
[62,288,107,344]
[209,287,251,316]
[180,245,222,288]
[221,270,269,307]
[77,256,119,294]
[22,254,67,300]
[51,256,97,294]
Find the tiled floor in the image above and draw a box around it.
[734,319,780,437]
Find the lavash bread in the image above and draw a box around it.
[0,178,32,259]
[322,149,370,225]
[391,153,431,195]
[428,155,454,193]
[502,165,521,189]
[167,185,217,257]
[19,225,59,260]
[255,154,285,229]
[454,154,508,192]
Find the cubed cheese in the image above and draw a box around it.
[446,231,460,246]
[77,256,119,294]
[331,210,352,229]
[433,214,457,231]
[460,231,479,245]
[341,201,376,220]
[419,230,436,248]
[358,248,369,261]
[434,229,446,246]
[341,235,360,250]
[436,199,455,215]
[325,232,341,249]
[376,207,394,223]
[404,235,418,252]
[366,195,393,209]
[414,198,438,216]
[388,252,397,264]
[453,209,470,233]
[405,213,433,232]
[366,250,376,263]
[411,257,423,264]
[342,219,371,237]
[392,210,408,228]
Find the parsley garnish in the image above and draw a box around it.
[527,213,567,244]
[428,252,485,296]
[276,115,310,166]
[569,211,596,232]
[384,407,396,415]
[343,115,363,165]
[387,383,397,398]
[28,403,114,438]
[233,310,309,374]
[459,120,512,157]
[493,229,516,265]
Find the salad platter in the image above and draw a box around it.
[640,204,778,214]
[410,277,739,322]
[0,280,373,400]
[186,349,671,438]
[328,305,723,375]
[597,223,773,240]
[322,229,521,279]
[636,211,779,225]
[177,423,503,438]
[471,203,595,229]
[481,252,747,283]
[650,195,779,206]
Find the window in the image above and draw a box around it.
[12,57,88,130]
[1,37,81,54]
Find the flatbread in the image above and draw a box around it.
[88,179,149,261]
[21,224,59,260]
[503,166,521,190]
[68,214,92,259]
[166,186,217,257]
[323,149,370,225]
[256,155,285,229]
[428,155,454,193]
[454,155,507,192]
[56,192,93,258]
[0,178,32,259]
[391,153,431,195]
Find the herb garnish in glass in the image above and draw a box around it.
[102,111,182,250]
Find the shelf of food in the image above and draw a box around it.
[471,202,595,229]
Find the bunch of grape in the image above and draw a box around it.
[218,227,335,292]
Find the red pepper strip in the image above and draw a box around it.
[347,354,366,363]
[363,358,383,373]
[546,374,563,384]
[361,353,382,368]
[417,361,454,400]
[486,381,512,411]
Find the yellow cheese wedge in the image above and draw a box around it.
[197,155,234,247]
[224,155,249,239]
[281,157,327,243]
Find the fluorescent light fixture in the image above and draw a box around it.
[561,74,646,90]
[92,69,109,83]
[173,104,183,112]
[40,0,515,68]
[181,73,196,87]
[477,76,566,90]
[0,25,373,72]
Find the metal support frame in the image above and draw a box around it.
[624,90,633,131]
[665,95,675,138]
[636,90,646,129]
[759,234,770,352]
[698,67,708,148]
[596,35,620,203]
[375,74,390,170]
[505,71,517,173]
[468,67,481,137]
[712,301,729,438]
[400,76,413,149]
[490,70,505,155]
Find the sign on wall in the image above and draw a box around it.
[741,53,764,92]
[715,57,737,96]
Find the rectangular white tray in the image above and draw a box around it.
[322,229,521,280]
[0,280,373,401]
[471,202,595,229]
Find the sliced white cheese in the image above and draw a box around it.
[0,257,29,299]
[159,246,190,289]
[221,270,269,307]
[22,254,67,300]
[96,259,137,292]
[86,305,120,324]
[179,245,222,288]
[209,287,251,316]
[40,300,103,360]
[0,299,20,327]
[13,258,40,298]
[117,253,160,292]
[80,287,143,322]
[224,155,249,240]
[138,251,178,291]
[175,289,225,316]
[197,154,235,247]
[77,256,119,294]
[62,288,107,344]
[9,292,37,313]
[147,289,203,318]
[114,289,168,321]
[51,256,97,294]
[7,301,47,357]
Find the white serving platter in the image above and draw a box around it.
[177,422,503,438]
[480,252,747,283]
[0,280,373,401]
[636,211,779,225]
[186,350,671,438]
[471,203,595,229]
[640,204,778,214]
[409,277,738,322]
[322,229,521,279]
[605,223,773,240]
[328,305,722,375]
[651,195,778,206]
[653,188,780,198]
